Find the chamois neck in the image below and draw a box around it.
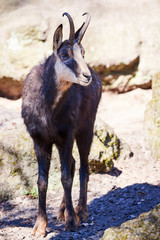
[52,79,72,109]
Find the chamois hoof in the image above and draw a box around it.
[57,210,65,222]
[64,209,77,231]
[75,205,88,223]
[65,219,77,232]
[32,216,47,237]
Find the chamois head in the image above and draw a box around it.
[53,13,92,86]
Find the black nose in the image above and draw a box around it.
[83,73,91,82]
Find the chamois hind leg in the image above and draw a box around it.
[57,139,76,231]
[32,142,52,237]
[58,156,75,222]
[75,126,94,223]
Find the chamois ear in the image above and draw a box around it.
[53,24,63,50]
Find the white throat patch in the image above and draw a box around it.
[53,57,76,109]
[53,43,91,109]
[55,57,77,84]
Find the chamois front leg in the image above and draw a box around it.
[75,127,93,223]
[32,142,52,237]
[58,139,76,231]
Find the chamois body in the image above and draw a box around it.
[23,56,101,146]
[22,13,102,236]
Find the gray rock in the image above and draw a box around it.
[101,204,160,240]
[1,0,160,97]
[144,73,160,161]
[0,104,132,199]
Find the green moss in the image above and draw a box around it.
[11,167,22,176]
[23,185,38,199]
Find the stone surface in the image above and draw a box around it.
[101,204,160,240]
[0,101,131,199]
[1,0,160,97]
[0,89,160,240]
[144,73,160,161]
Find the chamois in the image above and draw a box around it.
[22,12,102,236]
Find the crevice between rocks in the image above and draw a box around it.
[93,56,140,77]
[0,55,152,99]
[0,77,23,100]
[92,56,151,93]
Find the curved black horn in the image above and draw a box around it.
[76,12,91,44]
[62,12,75,44]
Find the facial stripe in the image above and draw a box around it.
[73,43,91,76]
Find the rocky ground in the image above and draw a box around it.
[0,89,160,240]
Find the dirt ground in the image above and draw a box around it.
[0,89,160,240]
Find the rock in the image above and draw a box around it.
[94,119,133,165]
[88,135,114,173]
[0,5,50,99]
[0,121,113,199]
[0,125,37,200]
[0,121,64,201]
[94,57,140,93]
[0,105,132,199]
[101,204,160,240]
[144,73,160,161]
[1,0,160,97]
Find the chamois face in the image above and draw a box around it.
[55,41,92,86]
[53,16,92,87]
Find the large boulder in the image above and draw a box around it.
[0,102,131,200]
[101,204,160,240]
[144,73,160,161]
[0,0,160,98]
[0,4,50,99]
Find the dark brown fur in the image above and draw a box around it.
[22,20,102,236]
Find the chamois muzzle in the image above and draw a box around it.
[79,72,92,86]
[83,74,91,82]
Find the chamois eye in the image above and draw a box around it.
[61,52,70,60]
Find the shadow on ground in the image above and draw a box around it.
[0,183,160,239]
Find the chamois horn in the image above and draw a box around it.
[75,12,91,44]
[63,12,75,45]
